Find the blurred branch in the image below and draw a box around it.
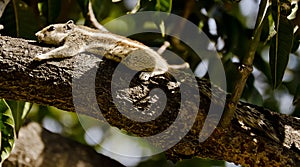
[169,0,199,67]
[3,122,125,167]
[221,0,269,127]
[0,35,300,166]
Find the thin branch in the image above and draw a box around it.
[87,0,108,32]
[221,0,269,127]
[12,0,19,37]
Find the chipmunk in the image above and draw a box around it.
[34,20,189,80]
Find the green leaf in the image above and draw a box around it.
[6,101,32,135]
[269,16,294,88]
[155,0,172,13]
[0,99,15,165]
[0,0,40,38]
[45,0,61,23]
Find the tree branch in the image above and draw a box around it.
[222,0,269,127]
[0,35,300,166]
[3,122,125,167]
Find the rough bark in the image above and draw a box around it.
[1,35,300,166]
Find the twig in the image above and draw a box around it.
[221,0,269,127]
[87,1,108,32]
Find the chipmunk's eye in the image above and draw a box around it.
[47,26,55,32]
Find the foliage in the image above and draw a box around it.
[0,99,32,164]
[0,99,15,165]
[0,0,300,166]
[269,1,294,88]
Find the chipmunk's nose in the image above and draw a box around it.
[35,31,44,42]
[35,31,40,37]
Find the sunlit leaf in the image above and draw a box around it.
[6,101,32,134]
[269,16,294,88]
[0,99,15,165]
[6,101,23,135]
[155,0,172,13]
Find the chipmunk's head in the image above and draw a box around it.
[35,20,75,45]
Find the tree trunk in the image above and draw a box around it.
[0,35,300,166]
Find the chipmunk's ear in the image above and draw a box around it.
[65,20,75,30]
